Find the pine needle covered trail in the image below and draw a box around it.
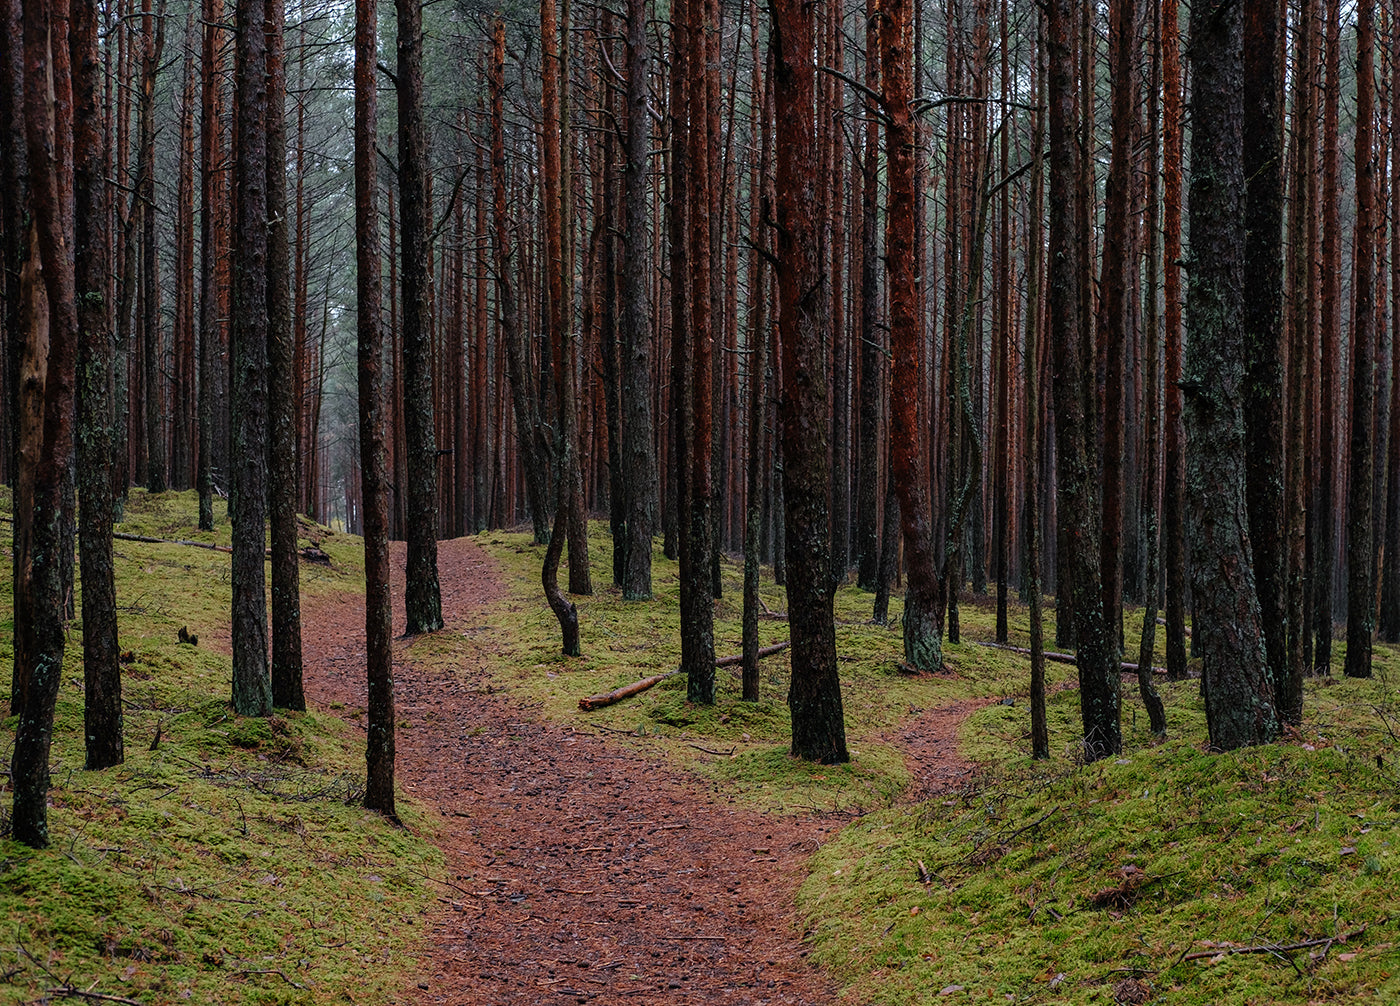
[301,537,840,1004]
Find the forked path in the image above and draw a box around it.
[301,536,973,1004]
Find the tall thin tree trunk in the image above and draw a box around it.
[197,0,225,531]
[1098,0,1137,657]
[266,0,302,708]
[358,0,395,817]
[397,0,443,635]
[1242,0,1287,699]
[1161,0,1187,682]
[620,0,656,599]
[74,0,122,770]
[1134,0,1166,738]
[770,0,848,763]
[855,0,881,592]
[1345,4,1377,679]
[680,0,717,702]
[1049,0,1118,760]
[1315,0,1341,673]
[13,0,80,845]
[139,0,165,494]
[1026,11,1048,758]
[230,0,271,717]
[884,0,943,672]
[1184,0,1278,749]
[1280,0,1313,716]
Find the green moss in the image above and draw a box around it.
[1,491,439,1005]
[799,680,1400,1005]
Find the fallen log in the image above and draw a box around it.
[578,641,791,711]
[114,531,234,553]
[973,640,1167,676]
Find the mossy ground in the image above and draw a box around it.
[468,522,1400,1004]
[6,495,1398,1005]
[0,489,438,1005]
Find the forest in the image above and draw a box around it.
[3,0,1400,1000]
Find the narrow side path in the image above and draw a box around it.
[300,537,839,1005]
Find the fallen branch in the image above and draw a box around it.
[111,531,308,562]
[113,530,234,553]
[720,640,790,671]
[1181,918,1388,962]
[44,989,143,1006]
[974,640,1167,676]
[578,642,791,711]
[687,743,736,756]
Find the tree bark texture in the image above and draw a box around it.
[230,0,272,717]
[1048,0,1118,760]
[1184,0,1278,750]
[770,0,848,764]
[1345,5,1376,680]
[359,0,395,818]
[680,0,717,703]
[266,0,304,708]
[883,0,943,673]
[619,0,656,601]
[74,0,123,770]
[12,0,79,847]
[1242,0,1287,699]
[397,0,444,635]
[1161,0,1187,682]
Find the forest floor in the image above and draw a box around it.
[301,535,979,1005]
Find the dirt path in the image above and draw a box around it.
[301,538,835,1004]
[300,536,976,1004]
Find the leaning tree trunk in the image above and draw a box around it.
[770,0,848,764]
[1184,0,1279,750]
[397,0,443,636]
